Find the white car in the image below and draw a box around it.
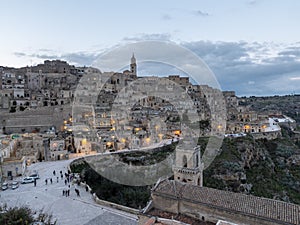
[21,177,35,184]
[11,181,19,189]
[1,182,8,191]
[28,173,40,180]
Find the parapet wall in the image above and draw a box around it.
[0,105,72,134]
[251,130,281,140]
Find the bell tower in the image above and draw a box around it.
[173,137,204,186]
[130,53,137,76]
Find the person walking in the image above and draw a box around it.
[63,190,65,196]
[53,170,56,176]
[45,179,48,185]
[65,179,67,185]
[34,179,37,187]
[50,178,53,184]
[75,188,80,197]
[57,177,59,183]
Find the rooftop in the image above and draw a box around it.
[153,179,300,225]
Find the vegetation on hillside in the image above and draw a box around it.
[70,160,151,209]
[204,128,300,204]
[70,143,177,209]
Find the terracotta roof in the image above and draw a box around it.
[153,180,300,225]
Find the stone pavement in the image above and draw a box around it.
[0,159,138,225]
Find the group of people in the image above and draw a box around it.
[62,186,80,197]
[51,169,81,197]
[27,165,88,202]
[63,189,70,197]
[44,178,53,185]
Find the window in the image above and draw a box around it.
[183,155,187,167]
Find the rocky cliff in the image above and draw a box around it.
[203,127,300,204]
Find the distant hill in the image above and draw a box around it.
[239,95,300,123]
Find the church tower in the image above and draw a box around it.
[130,53,137,76]
[173,137,204,186]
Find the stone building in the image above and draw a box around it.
[0,105,71,134]
[150,179,300,225]
[74,137,92,154]
[49,139,68,160]
[14,133,44,164]
[168,75,190,87]
[0,60,79,114]
[29,60,75,74]
[173,139,203,186]
[1,156,26,178]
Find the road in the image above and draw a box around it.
[0,159,138,225]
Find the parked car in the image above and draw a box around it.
[1,182,8,191]
[28,173,39,180]
[21,177,35,184]
[11,181,19,189]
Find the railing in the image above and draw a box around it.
[173,166,200,174]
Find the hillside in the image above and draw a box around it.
[204,128,300,204]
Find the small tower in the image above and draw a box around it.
[130,53,137,76]
[173,137,204,186]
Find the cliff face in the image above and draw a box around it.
[203,128,300,204]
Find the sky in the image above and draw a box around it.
[0,0,300,96]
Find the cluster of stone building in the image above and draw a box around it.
[0,56,298,224]
[72,54,289,154]
[0,55,295,180]
[0,127,95,180]
[0,60,85,113]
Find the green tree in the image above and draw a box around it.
[0,204,56,225]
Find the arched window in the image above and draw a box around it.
[183,155,187,167]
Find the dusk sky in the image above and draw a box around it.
[1,0,300,96]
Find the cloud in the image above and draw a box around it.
[14,52,26,57]
[278,46,300,57]
[290,77,300,81]
[60,52,98,66]
[12,37,300,96]
[30,54,58,59]
[247,0,258,6]
[122,33,172,42]
[161,14,172,20]
[37,48,53,52]
[13,51,98,67]
[194,10,210,17]
[183,41,300,96]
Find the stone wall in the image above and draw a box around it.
[0,105,71,134]
[2,156,26,177]
[251,130,281,140]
